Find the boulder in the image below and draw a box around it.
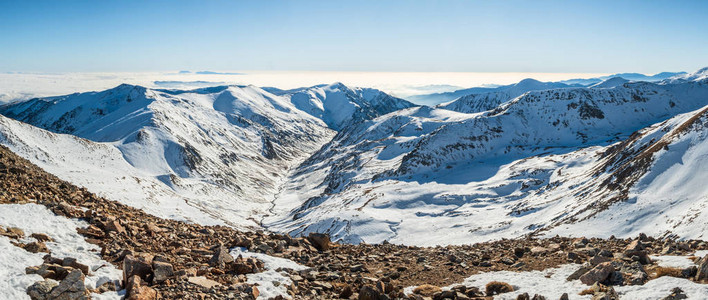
[126,275,158,300]
[62,257,89,275]
[567,264,592,281]
[23,241,49,253]
[694,254,708,281]
[413,284,442,296]
[2,226,25,239]
[308,232,332,251]
[123,254,154,283]
[30,233,53,242]
[358,285,381,300]
[26,279,58,300]
[152,261,174,283]
[580,262,614,285]
[187,276,221,288]
[47,269,90,300]
[485,281,514,296]
[104,220,126,235]
[209,245,234,268]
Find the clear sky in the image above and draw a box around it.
[1,0,706,73]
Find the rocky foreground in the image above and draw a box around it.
[2,144,708,300]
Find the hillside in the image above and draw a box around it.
[265,71,708,245]
[0,83,412,230]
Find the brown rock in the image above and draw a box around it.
[47,269,90,300]
[26,279,58,300]
[187,276,221,288]
[486,281,514,296]
[413,284,442,296]
[2,226,25,239]
[625,240,644,253]
[23,241,49,253]
[308,232,331,251]
[580,262,614,285]
[30,233,53,242]
[62,257,89,275]
[104,220,126,235]
[126,275,158,300]
[358,285,381,300]
[123,254,154,283]
[152,261,174,283]
[695,255,708,281]
[209,245,234,268]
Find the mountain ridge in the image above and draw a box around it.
[0,68,707,247]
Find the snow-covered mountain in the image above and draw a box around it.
[1,69,707,247]
[409,78,579,106]
[269,83,416,130]
[264,69,708,245]
[588,77,630,89]
[0,83,412,230]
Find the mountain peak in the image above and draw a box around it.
[688,66,708,79]
[589,76,629,89]
[515,78,543,86]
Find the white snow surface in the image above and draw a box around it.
[230,247,307,299]
[406,263,708,299]
[0,203,122,300]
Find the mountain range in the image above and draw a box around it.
[1,68,707,246]
[408,71,688,105]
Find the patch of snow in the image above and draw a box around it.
[407,263,708,300]
[651,255,697,269]
[230,247,308,299]
[0,203,122,299]
[615,276,708,299]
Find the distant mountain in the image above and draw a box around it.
[274,82,416,130]
[588,77,630,89]
[560,71,687,86]
[408,79,582,106]
[436,78,579,113]
[411,71,687,105]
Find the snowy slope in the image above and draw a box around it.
[0,84,336,229]
[436,78,580,113]
[413,79,577,108]
[274,82,416,130]
[589,77,629,89]
[0,83,413,230]
[265,70,708,245]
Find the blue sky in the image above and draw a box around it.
[1,0,706,73]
